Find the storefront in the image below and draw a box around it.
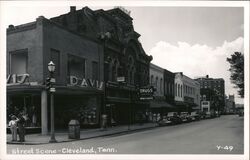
[7,76,104,132]
[53,85,103,129]
[7,85,42,129]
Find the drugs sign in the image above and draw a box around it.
[138,86,154,100]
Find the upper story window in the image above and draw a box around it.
[151,75,154,86]
[10,49,28,74]
[180,85,182,97]
[160,78,163,94]
[50,49,60,76]
[67,54,86,78]
[92,61,99,80]
[112,59,119,82]
[177,84,180,97]
[155,77,158,92]
[175,83,177,96]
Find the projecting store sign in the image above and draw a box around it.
[138,86,154,100]
[69,76,103,90]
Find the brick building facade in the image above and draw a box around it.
[7,7,152,133]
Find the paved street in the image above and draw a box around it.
[7,115,243,154]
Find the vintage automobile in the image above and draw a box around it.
[157,115,172,126]
[190,111,201,121]
[205,111,212,119]
[167,112,182,124]
[179,112,191,122]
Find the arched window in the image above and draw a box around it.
[112,65,116,82]
[175,83,177,96]
[111,59,119,82]
[151,75,154,86]
[172,84,174,95]
[180,85,182,97]
[160,78,163,94]
[130,71,133,84]
[155,77,158,92]
[178,84,180,97]
[169,83,171,95]
[127,55,135,85]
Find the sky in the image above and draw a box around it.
[0,3,245,103]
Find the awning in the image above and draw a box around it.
[106,96,130,103]
[7,84,104,95]
[150,100,174,108]
[7,84,43,95]
[175,101,187,106]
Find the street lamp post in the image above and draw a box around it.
[48,61,57,143]
[99,32,111,130]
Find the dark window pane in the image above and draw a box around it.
[10,49,28,74]
[92,61,98,80]
[67,54,85,78]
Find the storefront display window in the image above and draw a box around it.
[7,95,41,127]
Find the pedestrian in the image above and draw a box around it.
[157,113,161,122]
[8,115,18,141]
[17,113,26,142]
[149,112,152,122]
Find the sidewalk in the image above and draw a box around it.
[7,123,157,145]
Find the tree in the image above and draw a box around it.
[227,52,244,98]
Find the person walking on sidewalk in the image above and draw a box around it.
[8,115,18,141]
[17,113,26,142]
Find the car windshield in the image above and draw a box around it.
[181,112,188,115]
[191,112,197,115]
[167,112,175,116]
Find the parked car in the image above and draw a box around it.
[167,112,182,125]
[205,112,212,119]
[157,115,172,126]
[190,111,200,121]
[179,112,191,122]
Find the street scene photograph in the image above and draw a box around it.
[0,1,248,160]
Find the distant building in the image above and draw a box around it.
[150,63,164,97]
[195,75,225,112]
[164,69,175,104]
[224,95,236,114]
[175,72,200,112]
[149,64,173,115]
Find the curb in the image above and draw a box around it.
[7,125,157,145]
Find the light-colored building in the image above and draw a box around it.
[194,75,225,112]
[149,63,174,117]
[150,63,164,97]
[175,72,200,111]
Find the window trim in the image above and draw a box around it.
[9,48,28,75]
[67,54,86,78]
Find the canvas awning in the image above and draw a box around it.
[150,100,174,108]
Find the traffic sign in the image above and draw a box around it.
[117,77,125,82]
[50,87,56,92]
[50,78,56,83]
